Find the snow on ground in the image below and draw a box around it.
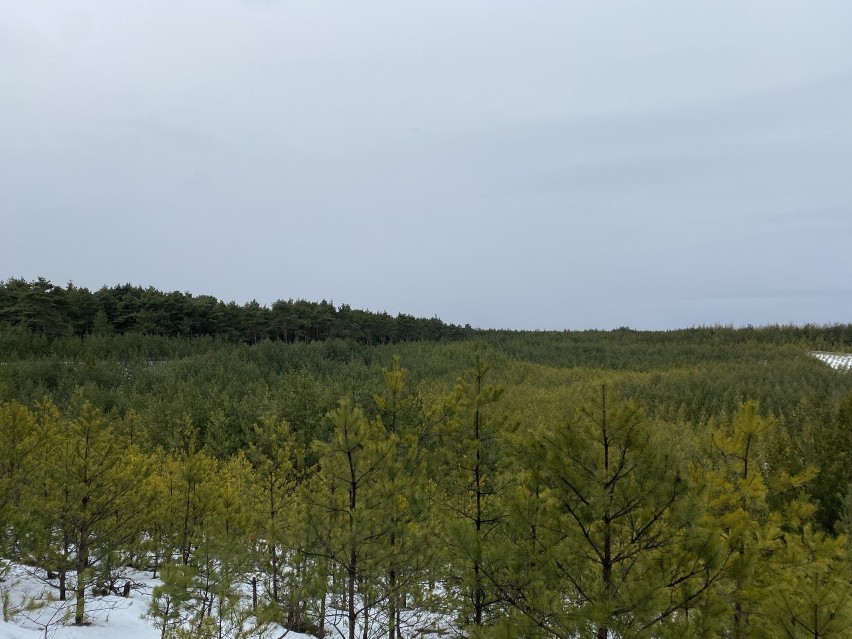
[0,562,315,639]
[0,561,160,639]
[0,560,451,639]
[809,351,852,371]
[0,620,36,639]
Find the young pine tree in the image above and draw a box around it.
[503,385,717,639]
[372,357,436,639]
[439,356,510,636]
[700,401,819,639]
[309,399,396,639]
[27,400,148,624]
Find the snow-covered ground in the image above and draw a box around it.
[809,351,852,371]
[0,561,454,639]
[0,562,316,639]
[0,562,159,639]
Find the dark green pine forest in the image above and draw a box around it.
[1,277,851,638]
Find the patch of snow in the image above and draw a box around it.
[809,351,852,371]
[0,619,39,639]
[0,562,317,639]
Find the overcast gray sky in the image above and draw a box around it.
[2,1,851,329]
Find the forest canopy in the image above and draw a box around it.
[1,277,851,638]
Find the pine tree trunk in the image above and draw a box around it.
[198,555,211,630]
[388,564,396,639]
[271,543,279,602]
[348,548,356,639]
[269,476,279,603]
[597,517,612,639]
[363,599,370,639]
[181,480,193,565]
[74,523,89,625]
[319,579,327,639]
[348,440,358,639]
[597,385,612,639]
[59,532,70,601]
[473,372,484,628]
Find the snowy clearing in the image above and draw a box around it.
[809,351,852,371]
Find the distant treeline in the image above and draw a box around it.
[0,278,471,344]
[2,277,852,352]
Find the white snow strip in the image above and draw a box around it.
[810,351,852,371]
